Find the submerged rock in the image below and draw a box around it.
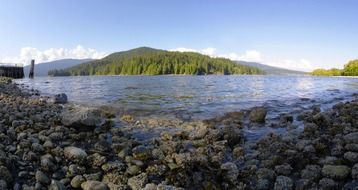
[249,107,267,123]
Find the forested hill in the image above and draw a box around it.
[48,47,264,76]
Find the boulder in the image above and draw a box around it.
[249,107,267,123]
[61,107,105,128]
[64,146,87,163]
[49,93,68,104]
[81,180,109,190]
[322,165,350,179]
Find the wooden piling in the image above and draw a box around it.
[0,65,24,79]
[29,59,35,78]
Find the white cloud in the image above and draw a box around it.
[171,47,313,71]
[1,45,107,66]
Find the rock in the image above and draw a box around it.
[35,170,50,185]
[274,164,293,176]
[0,180,7,190]
[256,179,270,190]
[81,180,109,190]
[143,183,157,190]
[127,165,141,176]
[274,176,293,190]
[300,165,321,181]
[343,180,358,190]
[49,93,68,104]
[67,164,86,177]
[61,107,105,128]
[223,126,243,147]
[101,161,126,173]
[48,180,66,190]
[313,112,330,127]
[220,162,239,184]
[352,163,358,180]
[64,146,87,163]
[128,173,148,190]
[0,166,12,184]
[40,154,57,172]
[295,179,311,190]
[249,107,267,123]
[344,152,358,163]
[132,145,151,161]
[344,132,358,144]
[70,175,85,188]
[319,178,336,189]
[322,165,350,179]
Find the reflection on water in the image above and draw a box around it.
[16,75,358,119]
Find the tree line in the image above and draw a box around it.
[312,59,358,76]
[48,50,264,76]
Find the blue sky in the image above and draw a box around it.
[0,0,357,71]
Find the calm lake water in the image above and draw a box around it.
[16,75,358,121]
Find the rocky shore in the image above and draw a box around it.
[0,77,358,190]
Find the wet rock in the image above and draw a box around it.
[48,180,66,190]
[88,153,107,167]
[220,162,239,184]
[64,146,87,163]
[128,173,148,190]
[274,176,293,190]
[70,175,85,188]
[132,145,151,161]
[81,180,109,190]
[344,152,358,163]
[319,178,336,189]
[295,179,311,190]
[223,126,243,147]
[61,107,105,128]
[322,165,350,179]
[35,170,50,185]
[313,112,331,127]
[249,107,267,123]
[49,93,68,104]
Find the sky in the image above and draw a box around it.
[0,0,357,71]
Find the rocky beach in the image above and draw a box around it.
[1,77,358,190]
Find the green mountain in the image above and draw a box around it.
[24,59,93,76]
[237,61,307,75]
[48,47,264,76]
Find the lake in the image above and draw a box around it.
[16,75,358,122]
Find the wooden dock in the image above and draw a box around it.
[0,65,24,79]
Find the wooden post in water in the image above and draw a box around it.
[29,59,35,78]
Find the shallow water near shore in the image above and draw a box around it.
[16,75,358,141]
[16,75,358,119]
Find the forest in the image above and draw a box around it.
[48,47,264,76]
[312,59,358,76]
